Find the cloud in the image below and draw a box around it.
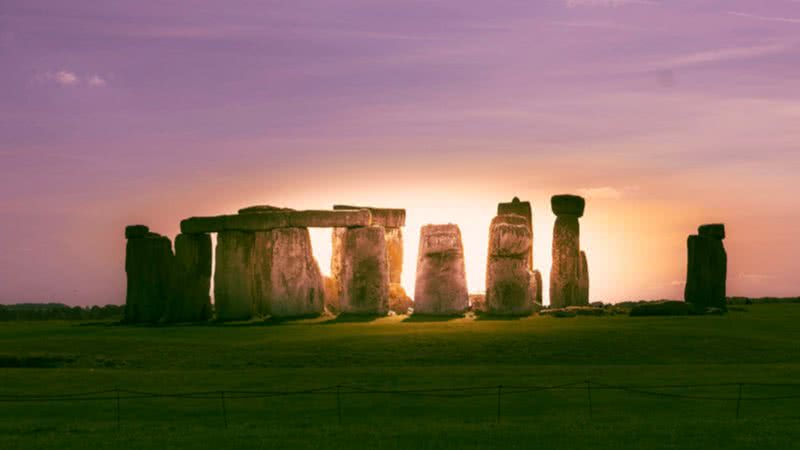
[43,70,79,86]
[87,75,107,87]
[651,43,789,70]
[727,11,800,25]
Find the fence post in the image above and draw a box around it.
[496,385,503,424]
[220,391,228,430]
[336,385,342,425]
[736,383,743,420]
[115,388,121,431]
[586,380,593,419]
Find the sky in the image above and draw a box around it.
[1,0,799,306]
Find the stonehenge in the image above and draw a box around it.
[685,224,727,310]
[124,194,731,321]
[414,224,469,315]
[549,195,589,308]
[485,213,538,315]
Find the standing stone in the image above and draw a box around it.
[414,224,469,315]
[165,233,212,322]
[252,227,325,317]
[685,224,727,310]
[485,215,536,315]
[214,230,256,321]
[338,226,390,314]
[576,251,589,306]
[125,226,173,323]
[533,270,543,306]
[550,195,586,308]
[497,197,533,270]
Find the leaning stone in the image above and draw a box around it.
[414,224,469,315]
[576,251,590,306]
[125,225,149,240]
[338,226,390,314]
[551,194,586,217]
[333,205,406,228]
[698,223,725,240]
[165,233,212,322]
[533,270,543,305]
[214,230,256,321]
[252,227,325,318]
[125,232,173,323]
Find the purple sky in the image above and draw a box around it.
[1,0,799,305]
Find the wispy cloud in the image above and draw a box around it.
[41,70,79,86]
[728,11,800,25]
[649,43,789,70]
[87,75,107,87]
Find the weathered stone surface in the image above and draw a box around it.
[214,230,256,321]
[165,233,212,322]
[385,227,404,284]
[125,225,149,240]
[486,216,536,315]
[551,195,585,218]
[698,223,726,240]
[576,251,590,306]
[330,227,347,286]
[333,205,406,228]
[252,227,325,318]
[414,224,468,315]
[498,198,533,269]
[685,233,727,310]
[181,209,372,233]
[550,215,581,308]
[125,232,173,323]
[338,226,390,314]
[388,283,413,314]
[489,218,531,258]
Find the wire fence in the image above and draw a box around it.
[1,381,799,429]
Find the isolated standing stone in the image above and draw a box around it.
[414,224,469,315]
[214,230,256,321]
[685,224,727,310]
[550,195,586,308]
[125,228,173,323]
[533,270,543,306]
[165,233,212,322]
[252,227,325,317]
[485,215,536,315]
[338,226,390,314]
[497,197,533,270]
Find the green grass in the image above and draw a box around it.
[1,304,800,449]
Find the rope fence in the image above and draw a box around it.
[1,381,799,429]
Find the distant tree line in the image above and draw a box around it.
[0,303,123,321]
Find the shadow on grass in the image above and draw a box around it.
[321,314,383,325]
[402,314,463,323]
[474,313,527,321]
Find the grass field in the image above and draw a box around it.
[1,303,800,449]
